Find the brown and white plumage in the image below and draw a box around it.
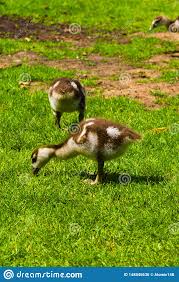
[31,118,141,184]
[48,78,86,128]
[149,16,179,32]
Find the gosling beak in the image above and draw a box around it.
[32,167,40,175]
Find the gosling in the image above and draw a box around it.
[31,118,141,184]
[149,16,179,32]
[48,78,86,128]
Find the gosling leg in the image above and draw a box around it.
[93,158,104,185]
[54,111,62,128]
[78,96,85,122]
[78,110,85,122]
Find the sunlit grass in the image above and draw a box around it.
[0,65,178,266]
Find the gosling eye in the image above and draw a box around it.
[31,156,37,163]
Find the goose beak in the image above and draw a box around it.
[32,167,40,175]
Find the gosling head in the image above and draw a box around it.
[149,16,167,30]
[31,147,55,175]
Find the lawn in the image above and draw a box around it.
[0,0,179,267]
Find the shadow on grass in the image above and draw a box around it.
[80,171,165,185]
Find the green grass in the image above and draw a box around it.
[150,90,179,108]
[93,37,177,64]
[0,0,179,267]
[0,38,91,60]
[0,37,177,66]
[0,0,178,32]
[0,65,179,266]
[1,64,75,83]
[159,70,179,83]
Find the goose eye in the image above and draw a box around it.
[156,19,161,24]
[153,21,158,26]
[32,156,37,163]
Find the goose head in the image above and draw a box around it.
[149,16,170,30]
[31,147,55,175]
